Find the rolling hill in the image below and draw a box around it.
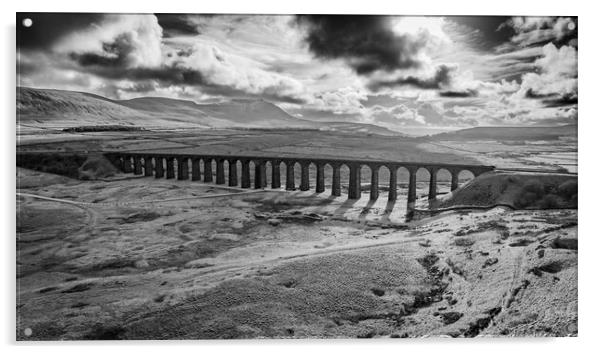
[17,87,146,124]
[17,87,402,135]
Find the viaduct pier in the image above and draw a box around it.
[106,152,495,204]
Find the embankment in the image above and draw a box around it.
[436,171,577,210]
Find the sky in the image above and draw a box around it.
[16,13,578,131]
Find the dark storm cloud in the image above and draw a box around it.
[72,60,209,85]
[17,13,105,50]
[524,89,577,108]
[524,88,555,99]
[155,14,200,37]
[66,34,209,91]
[69,32,139,68]
[367,64,455,91]
[68,45,225,98]
[295,15,426,75]
[176,48,195,57]
[542,94,578,108]
[439,89,478,98]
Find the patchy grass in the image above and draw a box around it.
[119,248,432,339]
[439,172,577,210]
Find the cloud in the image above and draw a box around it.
[367,63,501,99]
[24,14,310,104]
[294,16,496,99]
[155,14,201,37]
[56,14,164,68]
[490,17,577,86]
[311,87,367,115]
[367,64,456,91]
[534,42,577,76]
[296,15,439,75]
[368,104,425,126]
[439,89,478,98]
[518,43,577,106]
[166,43,310,103]
[541,94,578,108]
[485,46,542,82]
[500,17,577,48]
[361,95,486,128]
[77,60,309,104]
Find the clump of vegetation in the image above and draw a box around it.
[78,154,118,180]
[83,324,126,340]
[558,180,578,200]
[516,179,544,208]
[515,178,576,209]
[17,152,119,180]
[440,311,463,324]
[17,153,87,179]
[417,253,439,268]
[523,179,545,196]
[539,195,560,209]
[63,125,144,133]
[61,282,94,293]
[454,237,475,247]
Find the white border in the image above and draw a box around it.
[2,1,599,353]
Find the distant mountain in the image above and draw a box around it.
[430,125,577,141]
[317,121,405,136]
[118,96,306,127]
[17,87,402,136]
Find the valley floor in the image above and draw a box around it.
[16,168,577,339]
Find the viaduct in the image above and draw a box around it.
[105,152,495,203]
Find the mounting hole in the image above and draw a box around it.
[22,18,33,28]
[567,21,576,31]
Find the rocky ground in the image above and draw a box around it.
[16,167,577,339]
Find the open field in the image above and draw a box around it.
[420,138,577,173]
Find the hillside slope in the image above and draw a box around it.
[17,87,146,124]
[437,171,577,209]
[117,96,312,128]
[17,87,310,129]
[17,87,401,135]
